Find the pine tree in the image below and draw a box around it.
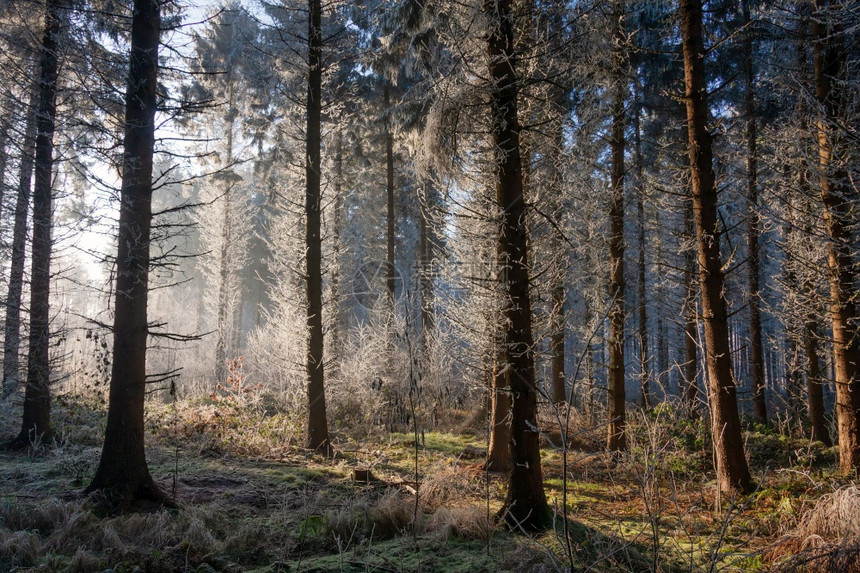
[680,0,752,496]
[87,0,170,506]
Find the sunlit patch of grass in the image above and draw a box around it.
[269,534,536,573]
[385,431,483,455]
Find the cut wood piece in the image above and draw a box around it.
[353,468,377,483]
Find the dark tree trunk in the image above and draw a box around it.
[812,0,860,474]
[486,0,549,530]
[607,0,627,452]
[743,0,767,424]
[87,0,168,506]
[304,0,330,453]
[0,100,9,224]
[804,321,831,446]
[683,186,699,419]
[680,0,752,495]
[8,0,65,448]
[486,334,511,472]
[634,90,649,410]
[384,82,396,302]
[551,283,566,405]
[330,129,344,361]
[2,96,37,397]
[419,193,434,358]
[549,88,567,407]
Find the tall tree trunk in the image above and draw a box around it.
[384,82,396,302]
[584,299,596,420]
[743,0,767,423]
[87,0,168,505]
[812,0,860,474]
[549,88,567,407]
[551,284,566,405]
[804,321,831,445]
[634,90,649,410]
[486,0,549,530]
[680,0,752,495]
[683,191,700,419]
[304,0,330,453]
[214,84,235,385]
[486,332,511,472]
[419,192,434,358]
[607,0,627,452]
[330,129,344,362]
[2,95,37,397]
[0,96,10,225]
[8,0,65,447]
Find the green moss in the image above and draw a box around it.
[388,432,484,456]
[277,535,509,573]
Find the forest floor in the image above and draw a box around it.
[0,393,857,572]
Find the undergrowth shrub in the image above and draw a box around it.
[418,460,483,511]
[769,485,860,572]
[326,490,415,542]
[428,506,491,541]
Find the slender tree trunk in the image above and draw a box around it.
[607,0,627,452]
[486,0,549,530]
[584,299,596,420]
[680,0,753,495]
[330,129,344,362]
[0,98,10,225]
[634,91,649,410]
[683,190,700,420]
[551,284,566,405]
[304,0,330,453]
[2,96,37,397]
[87,0,168,505]
[684,307,700,417]
[804,321,831,445]
[790,4,832,449]
[486,333,511,472]
[214,86,235,385]
[549,89,567,407]
[384,82,396,302]
[743,0,767,423]
[419,193,433,358]
[8,0,65,447]
[812,0,860,474]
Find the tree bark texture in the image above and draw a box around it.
[680,0,753,495]
[13,0,66,447]
[87,0,168,505]
[304,0,331,453]
[634,92,649,410]
[486,0,550,530]
[0,98,10,226]
[214,81,236,386]
[384,82,396,302]
[330,129,344,361]
[551,283,566,405]
[812,0,860,474]
[804,321,831,445]
[743,0,767,423]
[2,96,37,397]
[549,86,567,407]
[419,194,434,358]
[607,0,627,452]
[486,333,511,472]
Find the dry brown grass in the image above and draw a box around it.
[417,460,483,511]
[428,505,492,541]
[768,485,860,572]
[325,489,416,542]
[0,497,227,570]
